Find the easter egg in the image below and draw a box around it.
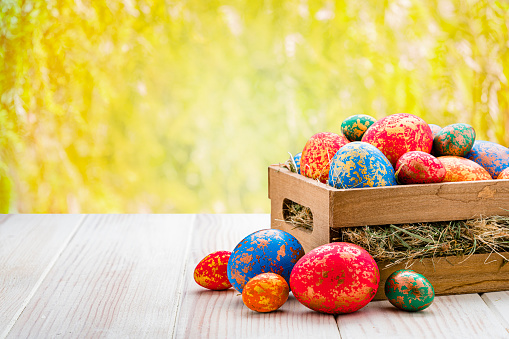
[433,123,476,157]
[498,168,509,179]
[361,113,433,167]
[341,114,377,141]
[294,152,302,174]
[227,229,304,293]
[438,156,492,182]
[328,142,397,189]
[194,251,232,290]
[242,273,289,313]
[428,124,442,138]
[385,269,434,312]
[395,151,446,184]
[301,132,349,183]
[290,242,379,314]
[466,140,509,179]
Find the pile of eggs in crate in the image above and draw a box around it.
[293,113,509,188]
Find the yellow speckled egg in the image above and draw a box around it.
[438,156,492,182]
[194,251,232,290]
[242,273,289,313]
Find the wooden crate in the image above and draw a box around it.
[268,164,509,300]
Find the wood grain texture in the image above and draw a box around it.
[481,291,509,331]
[172,214,342,339]
[337,294,509,339]
[0,214,83,338]
[6,215,195,339]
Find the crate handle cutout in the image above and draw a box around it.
[282,198,314,233]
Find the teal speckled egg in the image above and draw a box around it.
[328,142,397,189]
[385,269,434,312]
[433,123,476,157]
[341,114,377,142]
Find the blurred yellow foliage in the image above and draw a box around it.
[1,0,508,213]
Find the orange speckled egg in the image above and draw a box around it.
[498,168,509,179]
[290,242,379,314]
[361,113,433,167]
[437,156,492,182]
[194,251,232,290]
[300,132,349,183]
[242,273,289,313]
[396,151,446,184]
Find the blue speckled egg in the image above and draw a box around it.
[294,152,302,174]
[227,229,305,293]
[466,140,509,179]
[328,142,397,189]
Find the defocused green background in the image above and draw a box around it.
[1,0,508,213]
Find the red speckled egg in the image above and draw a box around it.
[361,113,433,167]
[290,242,379,314]
[194,251,232,290]
[300,132,349,183]
[498,168,509,179]
[438,156,492,182]
[395,151,446,184]
[242,273,289,313]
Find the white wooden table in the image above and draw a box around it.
[1,215,509,338]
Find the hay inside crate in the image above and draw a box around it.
[283,200,509,269]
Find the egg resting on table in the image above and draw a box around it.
[385,269,435,312]
[361,113,433,167]
[433,123,476,157]
[242,273,289,313]
[466,140,509,179]
[340,114,377,141]
[294,152,302,174]
[395,151,446,184]
[194,251,232,290]
[498,167,509,179]
[290,242,380,314]
[300,132,349,183]
[328,142,397,189]
[227,229,304,293]
[437,156,492,181]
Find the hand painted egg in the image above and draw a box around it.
[290,242,379,314]
[466,140,509,179]
[341,114,377,141]
[361,113,433,167]
[385,269,434,312]
[498,168,509,179]
[433,123,476,157]
[300,132,349,183]
[328,142,397,189]
[395,151,446,184]
[438,156,492,181]
[428,124,442,138]
[294,152,302,174]
[242,273,289,313]
[227,229,304,293]
[194,251,232,290]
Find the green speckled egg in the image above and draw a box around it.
[433,123,475,157]
[385,269,434,312]
[341,114,377,141]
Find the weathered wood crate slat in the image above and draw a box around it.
[268,164,509,300]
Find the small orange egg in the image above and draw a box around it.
[498,168,509,179]
[437,156,492,182]
[242,273,289,313]
[194,251,232,290]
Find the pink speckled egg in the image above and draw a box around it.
[438,156,492,182]
[290,242,379,314]
[242,273,289,313]
[194,251,232,290]
[498,168,509,179]
[300,132,349,183]
[361,113,433,167]
[395,151,446,184]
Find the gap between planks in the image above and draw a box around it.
[0,215,87,339]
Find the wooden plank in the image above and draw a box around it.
[373,252,509,300]
[173,214,342,339]
[0,214,83,338]
[337,294,509,338]
[6,215,195,338]
[481,291,509,331]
